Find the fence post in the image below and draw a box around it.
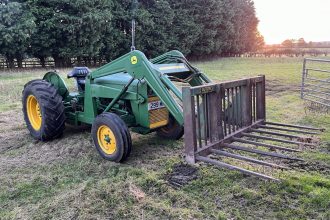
[183,87,197,164]
[256,75,266,121]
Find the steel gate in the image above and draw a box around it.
[301,58,330,108]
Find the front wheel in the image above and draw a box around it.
[91,113,132,162]
[156,115,184,140]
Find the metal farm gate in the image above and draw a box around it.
[183,76,323,181]
[301,58,330,108]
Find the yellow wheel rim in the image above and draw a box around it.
[26,95,42,131]
[97,125,117,155]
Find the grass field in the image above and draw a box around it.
[0,57,329,219]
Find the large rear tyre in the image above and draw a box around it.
[22,80,66,141]
[156,115,184,140]
[92,113,132,162]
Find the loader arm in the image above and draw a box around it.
[89,50,183,125]
[151,50,213,86]
[87,50,211,126]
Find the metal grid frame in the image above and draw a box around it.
[183,76,323,181]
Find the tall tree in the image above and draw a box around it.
[1,0,264,67]
[223,0,260,56]
[0,0,35,68]
[28,0,113,67]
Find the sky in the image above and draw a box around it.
[253,0,330,44]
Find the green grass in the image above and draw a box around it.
[0,57,329,219]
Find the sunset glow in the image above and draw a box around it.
[254,0,330,44]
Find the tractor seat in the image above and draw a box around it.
[67,67,91,78]
[67,67,91,91]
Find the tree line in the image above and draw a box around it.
[0,0,263,68]
[259,38,330,58]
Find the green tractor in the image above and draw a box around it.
[22,50,212,162]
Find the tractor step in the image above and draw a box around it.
[183,76,324,181]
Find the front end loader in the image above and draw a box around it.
[22,50,211,162]
[22,49,324,180]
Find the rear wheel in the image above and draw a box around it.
[92,113,132,162]
[156,115,184,140]
[22,80,65,141]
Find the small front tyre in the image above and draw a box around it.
[92,113,132,162]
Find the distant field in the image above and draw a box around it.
[0,57,329,219]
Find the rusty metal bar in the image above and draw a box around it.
[196,156,279,181]
[208,87,222,142]
[210,149,289,169]
[195,120,265,155]
[258,125,319,135]
[189,83,217,95]
[203,94,208,146]
[241,81,252,127]
[249,128,305,139]
[206,94,212,143]
[222,143,303,161]
[196,95,202,148]
[232,137,301,152]
[219,86,225,140]
[231,87,236,132]
[227,88,231,134]
[242,133,315,146]
[256,76,266,120]
[183,87,197,164]
[222,87,227,137]
[266,121,324,131]
[234,87,238,130]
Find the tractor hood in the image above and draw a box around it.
[153,63,190,74]
[94,72,140,88]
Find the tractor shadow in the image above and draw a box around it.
[126,132,184,164]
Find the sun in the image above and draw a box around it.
[254,0,330,44]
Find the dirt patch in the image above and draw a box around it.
[165,163,198,188]
[303,100,330,114]
[297,136,321,150]
[0,110,95,175]
[265,80,298,96]
[129,183,146,201]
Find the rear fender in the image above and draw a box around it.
[43,71,69,99]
